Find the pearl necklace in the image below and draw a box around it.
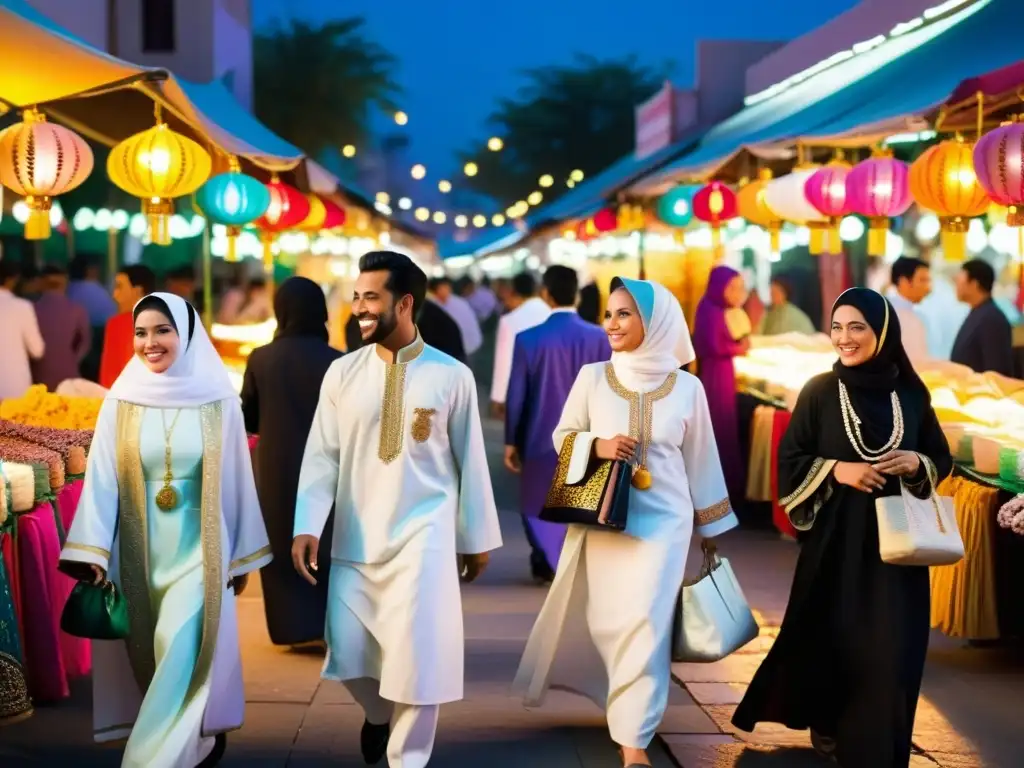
[838,381,904,461]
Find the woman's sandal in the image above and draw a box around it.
[616,745,652,767]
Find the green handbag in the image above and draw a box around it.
[60,580,129,640]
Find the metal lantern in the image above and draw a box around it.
[805,161,853,253]
[692,181,737,257]
[736,169,782,252]
[974,122,1024,225]
[845,154,912,257]
[909,139,990,262]
[194,162,270,262]
[254,176,311,274]
[763,167,830,254]
[107,118,212,245]
[0,108,93,240]
[656,185,696,228]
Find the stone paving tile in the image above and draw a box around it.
[672,654,766,685]
[686,683,749,706]
[702,705,811,749]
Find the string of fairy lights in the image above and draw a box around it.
[340,111,586,230]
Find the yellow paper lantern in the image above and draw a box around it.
[736,168,783,252]
[0,108,93,240]
[107,117,212,245]
[298,194,327,231]
[909,139,990,262]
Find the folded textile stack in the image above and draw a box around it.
[0,421,91,476]
[0,438,64,495]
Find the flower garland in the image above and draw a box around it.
[0,386,102,430]
[0,421,91,476]
[996,494,1024,536]
[0,438,63,496]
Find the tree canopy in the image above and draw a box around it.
[456,54,673,208]
[253,18,401,158]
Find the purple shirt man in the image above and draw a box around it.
[32,267,91,391]
[504,267,611,581]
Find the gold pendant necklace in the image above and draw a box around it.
[155,408,183,512]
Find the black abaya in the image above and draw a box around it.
[241,279,342,646]
[732,370,953,768]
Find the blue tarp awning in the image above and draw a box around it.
[636,0,1018,191]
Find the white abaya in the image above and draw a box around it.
[512,361,737,748]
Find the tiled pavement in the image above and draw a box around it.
[1,409,1020,766]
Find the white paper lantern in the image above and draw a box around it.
[763,168,830,253]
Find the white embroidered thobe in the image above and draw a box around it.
[294,334,502,705]
[512,362,737,748]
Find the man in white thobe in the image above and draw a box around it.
[429,276,483,356]
[490,272,550,413]
[292,250,503,768]
[0,260,45,399]
[885,256,931,364]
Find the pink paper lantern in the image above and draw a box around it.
[804,162,852,253]
[846,155,912,256]
[974,122,1024,226]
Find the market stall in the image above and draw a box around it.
[736,333,1024,640]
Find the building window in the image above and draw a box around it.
[142,0,175,53]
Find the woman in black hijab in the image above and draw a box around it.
[732,288,952,768]
[241,277,341,647]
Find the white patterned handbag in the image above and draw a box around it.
[875,457,963,566]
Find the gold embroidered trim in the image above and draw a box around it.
[377,334,426,463]
[779,458,824,508]
[378,363,408,463]
[63,541,111,559]
[604,364,677,469]
[0,651,31,722]
[116,401,155,693]
[188,403,223,713]
[695,497,731,526]
[230,544,272,572]
[780,457,837,521]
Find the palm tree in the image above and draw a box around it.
[253,18,401,158]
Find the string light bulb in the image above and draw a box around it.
[567,179,576,188]
[492,214,506,226]
[455,214,468,227]
[464,162,478,177]
[398,197,412,210]
[539,174,553,187]
[438,179,452,193]
[394,111,408,126]
[342,144,356,158]
[527,191,543,205]
[414,206,430,221]
[473,214,487,228]
[487,137,504,151]
[411,164,426,180]
[433,211,446,224]
[375,191,390,204]
[570,169,585,182]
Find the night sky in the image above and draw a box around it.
[254,0,858,177]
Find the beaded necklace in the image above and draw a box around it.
[838,380,904,461]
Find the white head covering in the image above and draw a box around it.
[107,292,238,407]
[609,277,695,384]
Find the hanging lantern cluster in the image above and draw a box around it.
[845,152,912,257]
[973,121,1024,225]
[107,108,212,245]
[692,181,737,258]
[194,157,270,262]
[804,159,853,253]
[617,203,646,233]
[763,167,830,254]
[736,169,782,253]
[909,138,990,262]
[0,108,93,240]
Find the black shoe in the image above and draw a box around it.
[360,720,389,765]
[530,553,555,584]
[196,734,227,768]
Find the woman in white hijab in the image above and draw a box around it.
[59,293,272,768]
[512,277,738,767]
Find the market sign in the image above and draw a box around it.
[635,81,674,160]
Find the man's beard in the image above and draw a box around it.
[357,309,398,345]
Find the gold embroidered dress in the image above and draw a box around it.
[513,277,737,750]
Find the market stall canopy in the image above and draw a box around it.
[633,0,1021,192]
[0,0,162,105]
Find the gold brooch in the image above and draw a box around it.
[411,408,436,443]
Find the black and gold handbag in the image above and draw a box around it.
[540,432,631,530]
